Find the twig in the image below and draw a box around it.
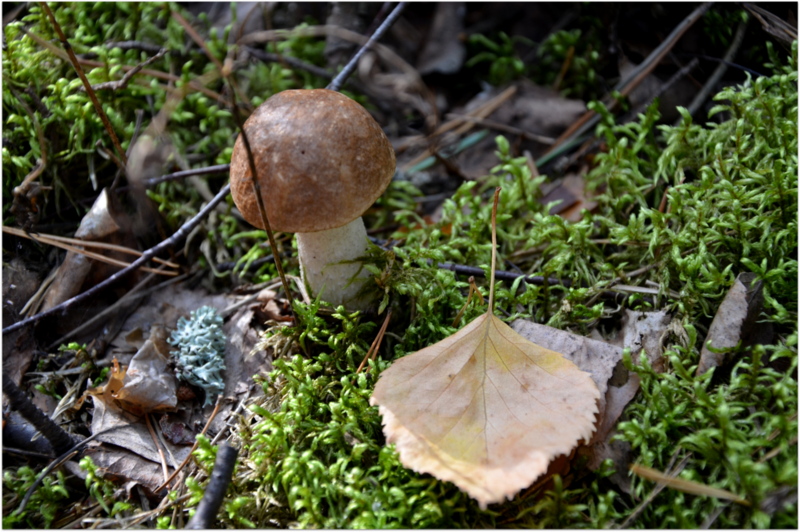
[244,47,334,80]
[3,184,231,335]
[743,3,797,47]
[40,2,127,168]
[209,396,249,446]
[47,271,189,350]
[145,413,171,485]
[80,58,229,106]
[700,504,728,529]
[616,454,691,529]
[444,113,556,145]
[437,261,570,288]
[436,261,650,305]
[684,18,748,120]
[145,164,231,188]
[170,10,251,109]
[2,373,77,456]
[401,86,517,172]
[82,48,167,92]
[239,24,423,98]
[106,40,178,55]
[327,2,407,92]
[185,443,238,529]
[2,447,55,460]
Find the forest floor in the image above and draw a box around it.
[2,2,797,528]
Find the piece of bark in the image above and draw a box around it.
[696,272,766,376]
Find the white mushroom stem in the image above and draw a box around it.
[295,217,375,311]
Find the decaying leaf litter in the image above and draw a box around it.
[4,4,796,527]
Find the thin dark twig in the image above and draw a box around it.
[327,2,407,92]
[2,184,231,335]
[144,164,230,188]
[437,261,648,304]
[14,427,118,516]
[243,47,393,116]
[106,40,182,56]
[437,261,570,287]
[684,18,748,119]
[2,373,77,456]
[77,164,231,207]
[84,48,167,92]
[40,2,127,168]
[245,47,333,79]
[185,443,238,529]
[156,395,223,492]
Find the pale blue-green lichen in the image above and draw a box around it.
[168,306,226,406]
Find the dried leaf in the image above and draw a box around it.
[41,190,138,313]
[512,313,671,494]
[372,188,600,508]
[113,326,177,415]
[697,273,766,375]
[372,311,600,508]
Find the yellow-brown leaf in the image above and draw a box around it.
[371,312,600,509]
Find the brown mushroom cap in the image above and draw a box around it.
[229,89,396,233]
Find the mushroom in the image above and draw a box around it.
[229,89,396,311]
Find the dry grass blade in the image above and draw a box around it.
[630,463,751,506]
[170,10,251,109]
[84,48,168,92]
[2,226,179,276]
[238,25,423,89]
[400,86,517,170]
[357,309,393,373]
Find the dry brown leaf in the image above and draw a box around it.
[696,272,766,376]
[113,326,177,415]
[371,188,600,509]
[372,312,600,508]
